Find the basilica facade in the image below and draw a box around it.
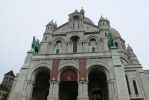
[8,9,149,100]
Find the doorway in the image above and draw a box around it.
[59,69,78,100]
[88,68,108,100]
[32,68,50,100]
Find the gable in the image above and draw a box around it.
[54,22,99,34]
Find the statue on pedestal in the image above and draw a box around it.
[31,36,40,53]
[106,32,116,48]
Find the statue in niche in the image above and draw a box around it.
[31,36,40,53]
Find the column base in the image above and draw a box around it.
[78,96,89,100]
[47,95,59,100]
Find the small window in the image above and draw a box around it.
[89,38,96,45]
[133,80,138,94]
[125,75,131,94]
[92,47,95,52]
[45,36,47,41]
[115,42,118,47]
[56,49,59,54]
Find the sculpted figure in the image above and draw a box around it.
[31,36,40,53]
[106,32,115,48]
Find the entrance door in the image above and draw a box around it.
[32,68,50,100]
[59,69,78,100]
[68,90,77,100]
[88,68,108,100]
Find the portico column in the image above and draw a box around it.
[78,58,88,100]
[53,81,59,100]
[78,81,89,100]
[47,81,59,100]
[48,59,60,100]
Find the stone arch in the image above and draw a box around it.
[28,63,51,81]
[68,34,82,41]
[86,62,112,81]
[87,64,110,100]
[120,57,129,65]
[29,63,51,100]
[58,65,79,82]
[86,35,99,43]
[53,37,65,44]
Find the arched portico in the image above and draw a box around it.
[31,67,50,100]
[88,66,108,100]
[87,64,112,100]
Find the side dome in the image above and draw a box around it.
[84,17,94,24]
[109,28,121,38]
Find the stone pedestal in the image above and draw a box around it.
[111,47,130,100]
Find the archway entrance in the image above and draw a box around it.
[88,68,108,100]
[32,68,50,100]
[59,69,78,100]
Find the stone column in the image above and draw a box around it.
[111,47,130,100]
[47,81,59,100]
[78,58,88,100]
[48,59,60,100]
[78,81,89,100]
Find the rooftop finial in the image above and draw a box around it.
[80,7,85,16]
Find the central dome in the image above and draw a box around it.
[84,17,94,24]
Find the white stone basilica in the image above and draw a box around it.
[8,9,149,100]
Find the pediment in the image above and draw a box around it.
[54,22,99,33]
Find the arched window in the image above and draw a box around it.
[89,38,96,45]
[56,49,59,54]
[71,36,80,53]
[92,47,95,52]
[115,42,118,47]
[125,75,131,94]
[133,80,138,94]
[56,40,62,46]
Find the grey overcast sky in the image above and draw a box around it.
[0,0,149,82]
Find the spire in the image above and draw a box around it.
[55,21,57,28]
[80,7,85,16]
[127,44,133,51]
[47,20,55,26]
[99,16,106,22]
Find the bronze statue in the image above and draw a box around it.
[106,32,115,48]
[31,36,40,53]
